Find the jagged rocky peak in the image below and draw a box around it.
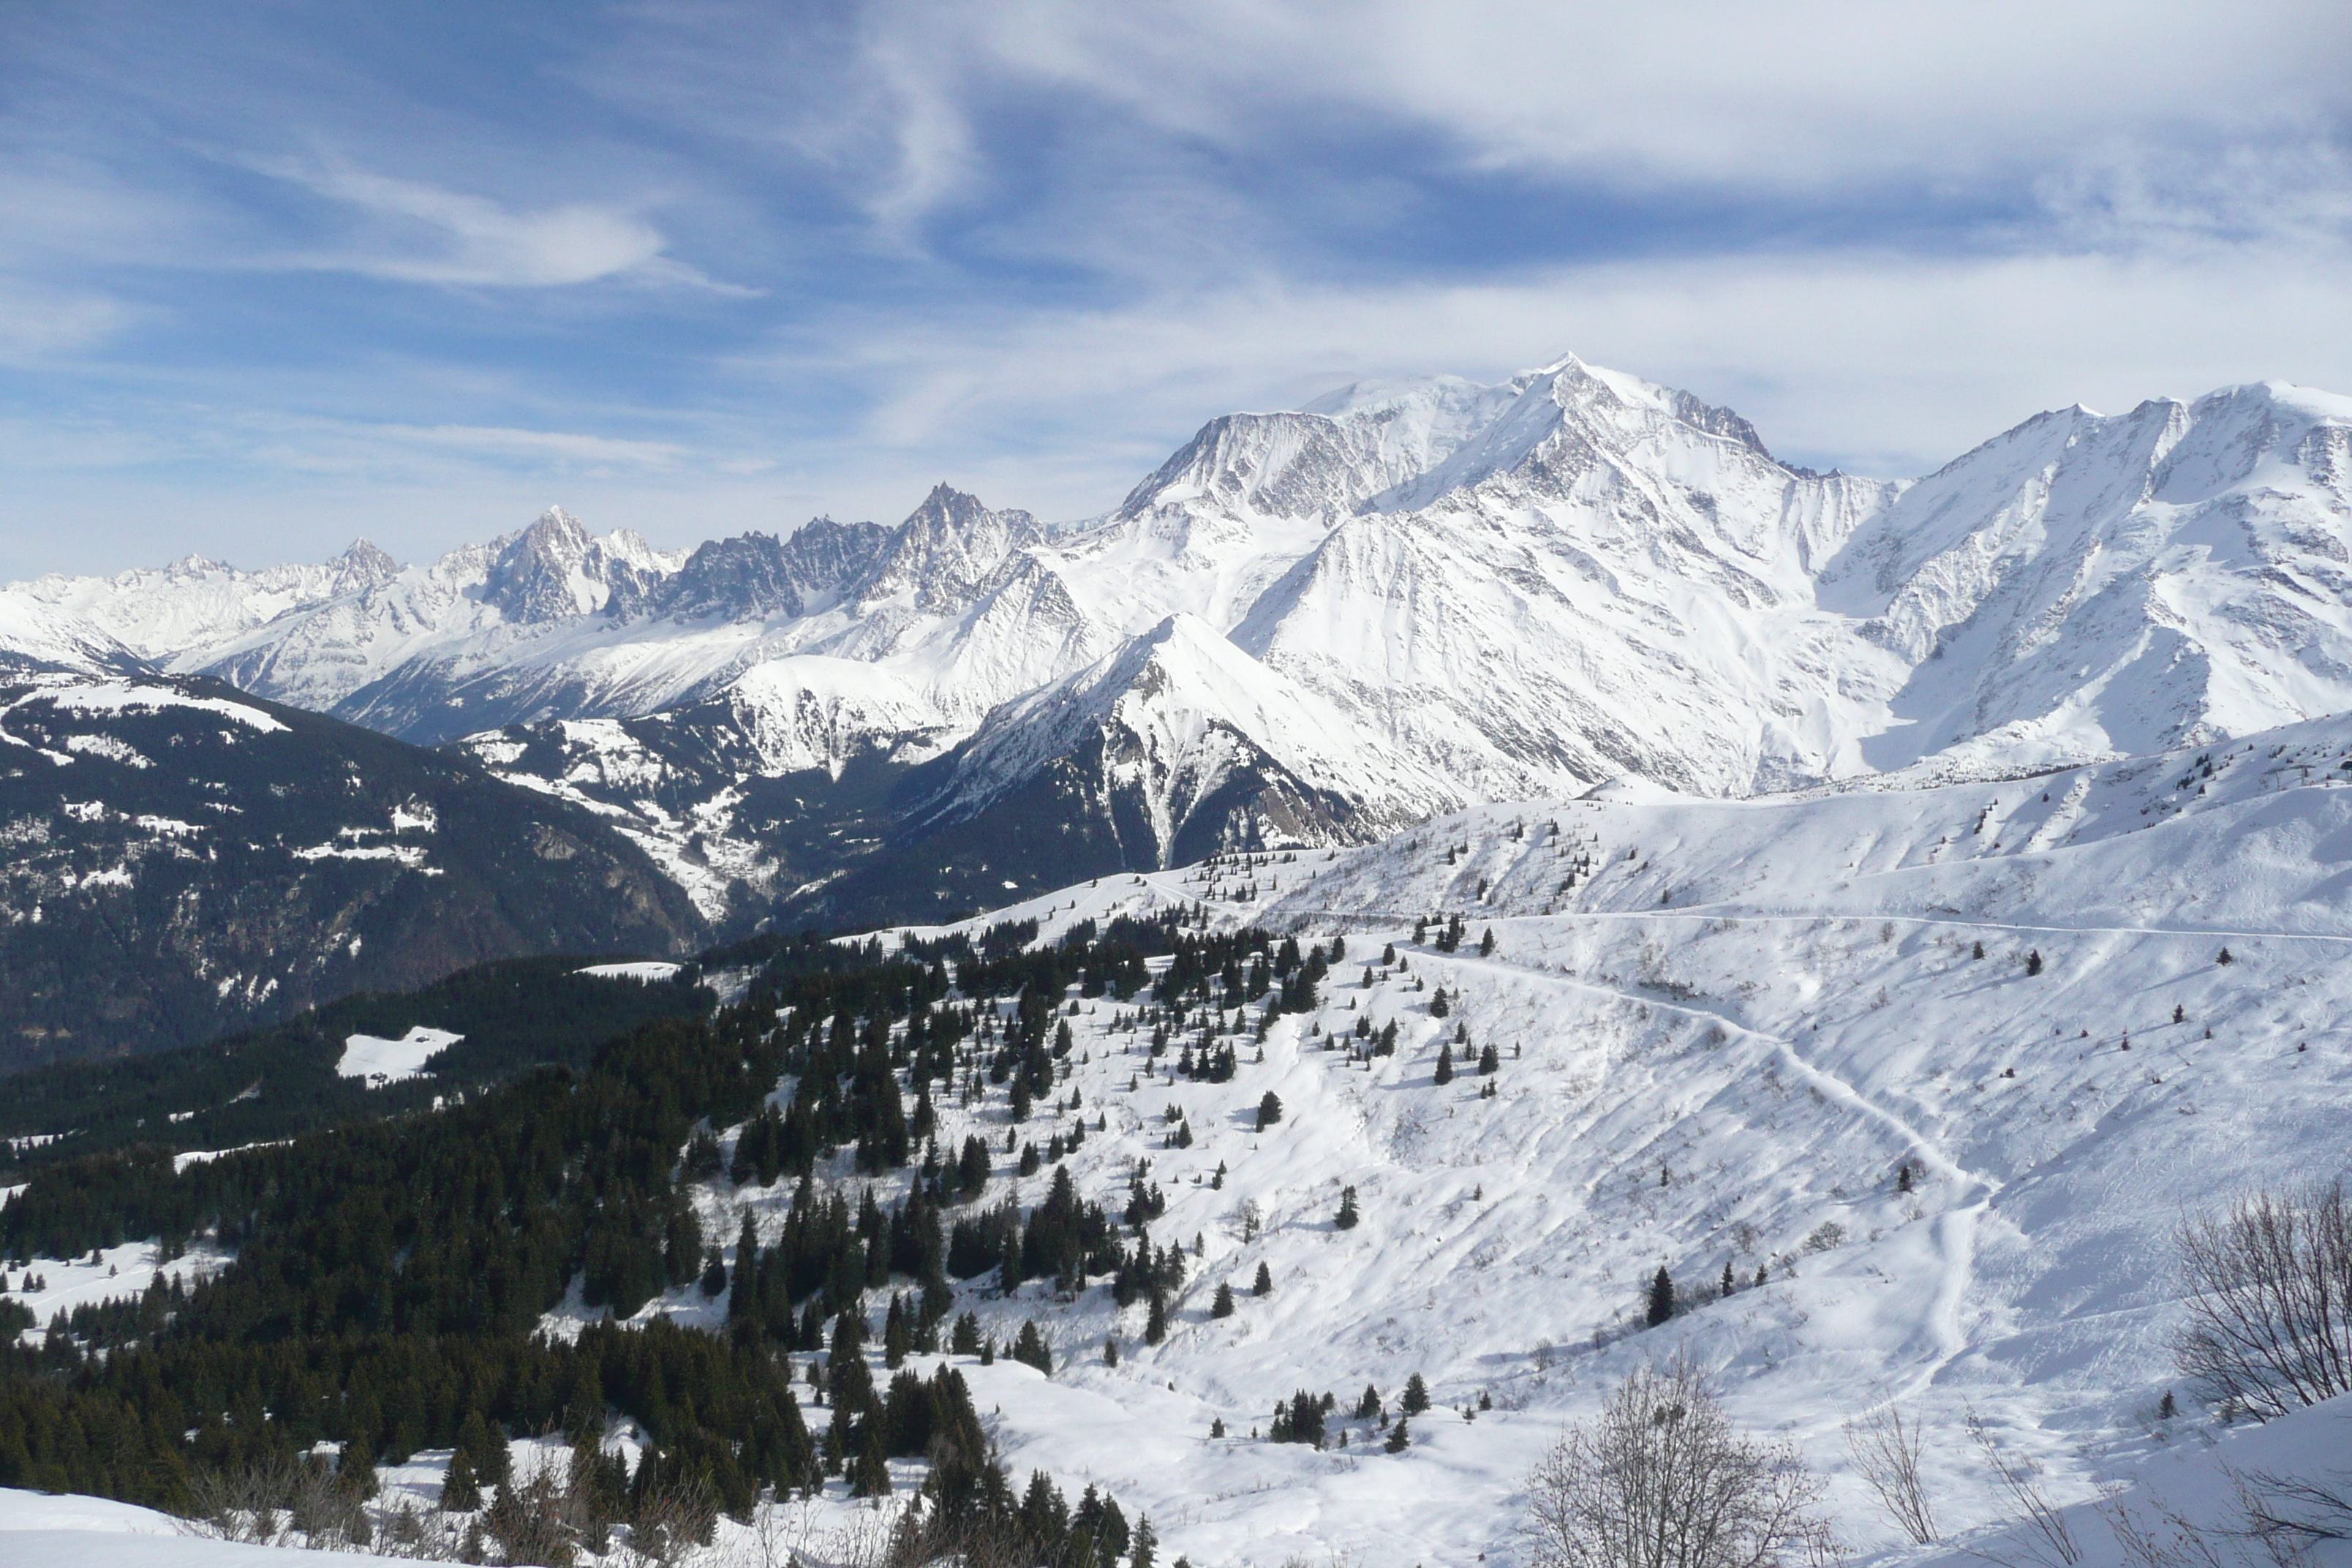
[622,517,892,623]
[328,538,404,593]
[482,507,600,622]
[859,484,1042,612]
[480,507,684,624]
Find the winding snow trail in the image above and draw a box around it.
[1419,945,2002,1415]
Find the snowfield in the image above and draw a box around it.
[333,1025,462,1085]
[10,715,2352,1563]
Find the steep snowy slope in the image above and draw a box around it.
[701,712,2351,1566]
[912,614,1450,859]
[10,711,2352,1566]
[1822,381,2352,774]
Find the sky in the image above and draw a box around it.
[3,1,2351,580]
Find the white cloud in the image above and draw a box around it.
[748,233,2352,510]
[372,423,686,467]
[0,279,132,363]
[255,159,706,290]
[919,0,2352,195]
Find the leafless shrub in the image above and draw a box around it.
[1518,1354,1838,1568]
[2096,1487,2233,1568]
[1803,1223,1847,1255]
[2176,1180,2352,1420]
[1843,1404,1937,1544]
[1965,1410,2083,1568]
[622,1469,719,1567]
[2229,1463,2352,1563]
[181,1452,369,1550]
[480,1449,618,1568]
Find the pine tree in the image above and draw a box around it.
[440,1450,481,1512]
[1433,1043,1454,1085]
[1401,1373,1430,1415]
[1385,1417,1411,1452]
[1145,1292,1168,1346]
[1256,1091,1284,1130]
[456,1410,509,1490]
[337,1441,379,1503]
[1104,1338,1119,1367]
[1721,1260,1736,1297]
[1253,1260,1273,1296]
[1429,987,1451,1019]
[1479,927,1496,957]
[2026,949,2044,976]
[1212,1282,1235,1318]
[849,1428,892,1496]
[1477,1042,1499,1075]
[1646,1264,1675,1326]
[1012,1319,1053,1374]
[1132,1515,1158,1568]
[1333,1186,1360,1230]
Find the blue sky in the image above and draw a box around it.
[4,1,2350,578]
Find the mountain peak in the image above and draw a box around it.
[858,486,1042,612]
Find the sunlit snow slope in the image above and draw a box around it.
[498,712,2351,1567]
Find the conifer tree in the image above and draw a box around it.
[1213,1282,1235,1318]
[2027,949,2045,976]
[1334,1186,1360,1229]
[1480,927,1496,957]
[1254,1260,1273,1296]
[1132,1514,1158,1568]
[1145,1292,1168,1346]
[440,1449,481,1512]
[1430,987,1450,1018]
[1385,1417,1411,1452]
[1401,1373,1431,1414]
[1646,1264,1676,1326]
[1256,1091,1284,1130]
[1478,1043,1499,1075]
[850,1428,892,1496]
[1012,1319,1053,1374]
[1434,1043,1455,1085]
[456,1409,510,1490]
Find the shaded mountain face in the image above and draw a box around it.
[12,355,2352,935]
[0,674,706,1069]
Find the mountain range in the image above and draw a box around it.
[9,353,2352,938]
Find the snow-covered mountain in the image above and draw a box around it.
[12,356,2352,928]
[0,671,706,1066]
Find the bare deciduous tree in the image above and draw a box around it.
[2176,1180,2352,1420]
[1843,1404,1937,1545]
[1965,1409,2083,1568]
[1518,1355,1837,1568]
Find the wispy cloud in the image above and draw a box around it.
[246,157,750,293]
[1,0,2348,578]
[372,421,686,466]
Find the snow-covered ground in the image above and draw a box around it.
[514,713,2352,1564]
[14,712,2352,1565]
[333,1025,462,1085]
[4,1237,226,1349]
